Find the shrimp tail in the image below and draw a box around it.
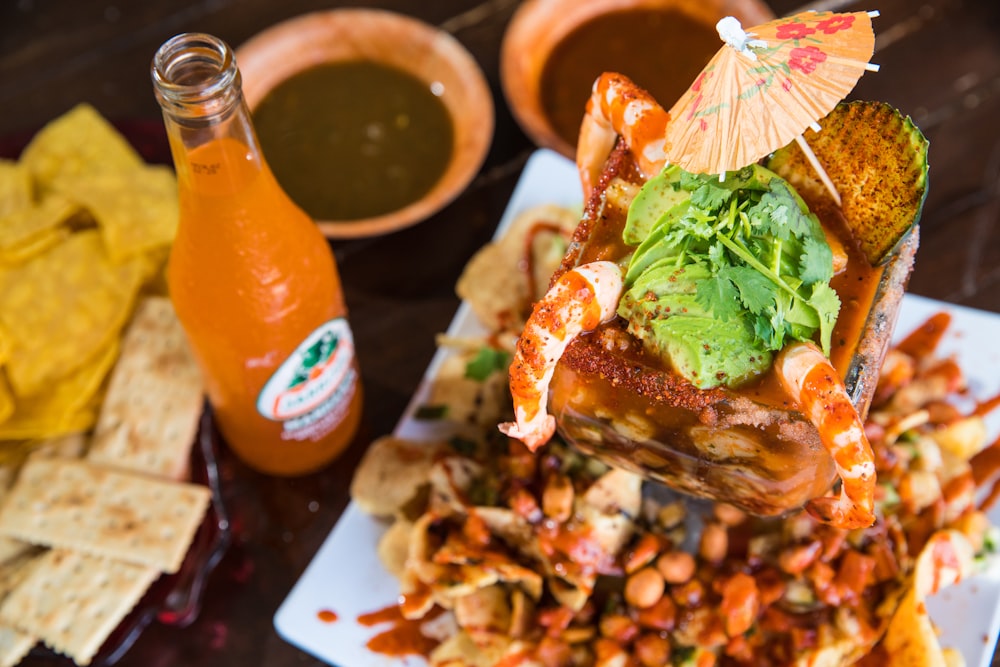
[577,73,670,201]
[499,261,624,452]
[776,342,877,530]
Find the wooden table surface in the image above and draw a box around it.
[2,0,999,665]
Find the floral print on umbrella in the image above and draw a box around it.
[663,9,878,174]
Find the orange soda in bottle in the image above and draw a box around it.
[151,33,362,475]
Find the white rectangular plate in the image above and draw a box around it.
[274,149,1000,667]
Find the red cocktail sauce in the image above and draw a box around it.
[894,311,952,359]
[357,603,444,658]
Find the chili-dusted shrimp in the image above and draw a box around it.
[775,342,876,529]
[499,261,624,451]
[577,72,670,200]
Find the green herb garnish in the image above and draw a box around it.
[619,164,840,389]
[414,404,448,420]
[448,436,479,457]
[464,347,512,382]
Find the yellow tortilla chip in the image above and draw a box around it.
[0,160,32,219]
[0,322,9,365]
[18,104,144,193]
[0,408,95,445]
[0,193,79,253]
[881,530,975,666]
[58,165,178,262]
[139,246,171,297]
[350,436,444,518]
[0,341,118,441]
[456,204,578,333]
[0,231,144,396]
[0,374,12,426]
[0,226,69,265]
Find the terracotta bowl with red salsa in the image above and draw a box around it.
[500,0,773,158]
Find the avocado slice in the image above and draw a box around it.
[619,261,774,389]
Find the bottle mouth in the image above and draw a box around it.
[152,33,242,120]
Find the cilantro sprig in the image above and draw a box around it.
[619,165,841,388]
[464,347,511,382]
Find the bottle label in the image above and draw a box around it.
[257,318,357,440]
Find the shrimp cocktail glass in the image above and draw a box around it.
[500,75,928,530]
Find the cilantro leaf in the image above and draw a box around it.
[690,181,732,211]
[725,265,778,315]
[752,184,813,240]
[464,347,511,381]
[809,282,842,354]
[695,272,742,322]
[799,234,834,285]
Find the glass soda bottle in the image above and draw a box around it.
[151,33,363,476]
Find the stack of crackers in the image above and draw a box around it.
[0,297,209,666]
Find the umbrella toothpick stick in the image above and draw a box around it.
[794,134,842,207]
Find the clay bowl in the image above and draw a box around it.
[500,0,774,159]
[235,9,494,239]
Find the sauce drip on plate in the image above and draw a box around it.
[357,604,443,658]
[254,61,454,221]
[540,8,720,149]
[316,609,338,623]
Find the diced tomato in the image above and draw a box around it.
[833,550,877,604]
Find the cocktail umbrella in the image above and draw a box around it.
[664,10,880,202]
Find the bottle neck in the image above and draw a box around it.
[151,33,265,193]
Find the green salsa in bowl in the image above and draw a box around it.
[235,9,494,239]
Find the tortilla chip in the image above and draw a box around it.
[0,376,12,426]
[454,585,511,635]
[377,519,414,580]
[0,227,69,266]
[59,165,178,262]
[430,630,518,667]
[0,194,78,254]
[139,246,171,297]
[0,341,118,441]
[18,104,144,193]
[0,325,8,366]
[350,436,443,517]
[425,349,509,429]
[428,457,486,515]
[0,230,144,396]
[456,204,578,333]
[881,530,975,666]
[0,161,31,219]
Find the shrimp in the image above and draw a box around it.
[775,342,876,529]
[577,73,670,200]
[499,261,624,451]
